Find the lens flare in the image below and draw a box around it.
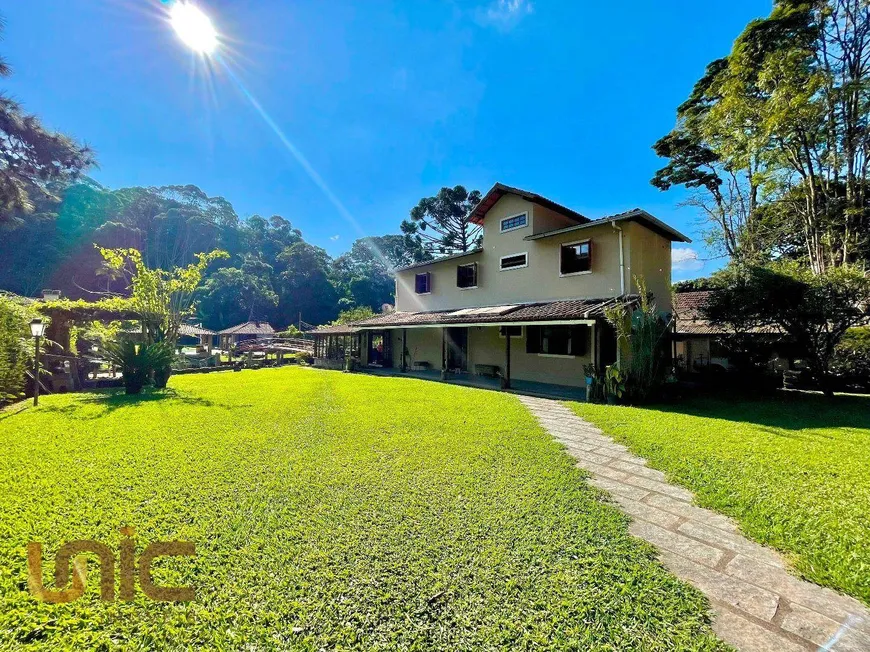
[171,1,218,54]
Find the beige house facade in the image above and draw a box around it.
[314,183,689,393]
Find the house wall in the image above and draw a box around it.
[386,325,592,388]
[394,327,442,369]
[395,195,651,312]
[624,221,673,313]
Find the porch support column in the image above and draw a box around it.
[441,328,447,380]
[501,327,511,389]
[401,328,407,373]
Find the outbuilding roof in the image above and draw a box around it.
[218,321,276,336]
[179,324,217,337]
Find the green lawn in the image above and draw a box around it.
[0,368,725,651]
[570,393,870,607]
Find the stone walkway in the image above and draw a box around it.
[518,395,870,652]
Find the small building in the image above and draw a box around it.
[673,290,790,373]
[178,324,218,354]
[218,321,275,350]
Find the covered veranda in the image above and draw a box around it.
[312,297,632,398]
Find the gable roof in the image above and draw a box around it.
[218,321,275,336]
[470,183,590,225]
[394,248,482,273]
[525,208,692,243]
[178,324,217,337]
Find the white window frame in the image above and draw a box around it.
[499,212,529,234]
[499,252,528,271]
[414,272,432,295]
[559,238,593,278]
[456,262,478,291]
[498,325,523,339]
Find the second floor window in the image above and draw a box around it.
[457,263,478,289]
[415,272,431,294]
[500,252,528,271]
[561,240,592,275]
[500,212,528,233]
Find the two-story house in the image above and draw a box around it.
[313,183,690,395]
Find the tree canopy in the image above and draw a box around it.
[0,19,94,225]
[653,0,870,273]
[401,185,482,255]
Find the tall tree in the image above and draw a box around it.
[653,0,870,273]
[0,18,94,225]
[401,185,482,255]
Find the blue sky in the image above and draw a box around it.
[3,0,769,280]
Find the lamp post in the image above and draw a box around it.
[30,318,46,406]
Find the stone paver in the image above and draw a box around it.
[518,395,870,652]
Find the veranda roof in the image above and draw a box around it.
[337,296,639,330]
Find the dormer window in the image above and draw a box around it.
[415,272,431,294]
[457,263,478,289]
[560,240,592,275]
[500,212,528,233]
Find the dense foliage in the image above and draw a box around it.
[0,293,39,404]
[703,262,870,394]
[572,391,870,605]
[0,181,430,329]
[0,369,724,649]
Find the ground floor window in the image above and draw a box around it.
[499,325,522,338]
[526,325,587,356]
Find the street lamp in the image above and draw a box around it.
[30,318,46,406]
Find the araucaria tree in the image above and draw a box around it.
[0,18,94,225]
[401,186,482,256]
[653,0,870,273]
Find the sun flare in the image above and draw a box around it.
[170,1,218,54]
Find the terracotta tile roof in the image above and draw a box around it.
[218,321,276,336]
[323,296,639,330]
[673,291,781,335]
[179,324,217,337]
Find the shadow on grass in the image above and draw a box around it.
[642,391,870,433]
[25,387,222,421]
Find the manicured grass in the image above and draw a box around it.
[570,393,870,606]
[0,368,725,650]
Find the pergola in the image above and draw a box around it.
[311,324,361,369]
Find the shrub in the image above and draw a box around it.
[832,326,870,388]
[605,278,672,403]
[293,351,313,365]
[104,340,175,394]
[277,325,303,338]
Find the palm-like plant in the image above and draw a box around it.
[104,340,175,394]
